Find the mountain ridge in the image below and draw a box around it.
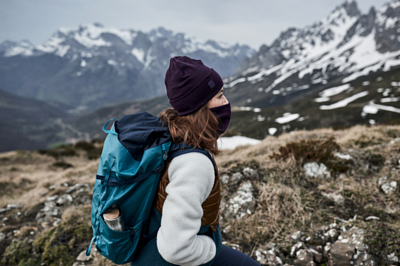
[0,24,254,111]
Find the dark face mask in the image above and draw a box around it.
[210,103,231,136]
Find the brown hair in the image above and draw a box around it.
[158,104,221,155]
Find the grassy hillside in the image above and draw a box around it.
[0,124,399,265]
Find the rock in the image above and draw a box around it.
[353,250,376,266]
[290,242,305,257]
[378,176,387,185]
[324,242,332,256]
[365,216,380,221]
[226,181,254,219]
[331,227,368,265]
[221,175,230,184]
[334,153,352,160]
[243,167,259,178]
[76,250,92,261]
[294,249,315,266]
[323,228,339,242]
[330,242,354,265]
[291,231,302,241]
[0,232,5,240]
[53,218,61,227]
[381,181,397,194]
[222,241,242,252]
[61,182,69,187]
[321,192,344,205]
[255,249,283,265]
[41,222,50,228]
[46,195,59,201]
[312,250,323,264]
[320,225,329,232]
[304,162,331,178]
[40,191,49,196]
[329,223,338,229]
[56,194,73,205]
[388,252,399,263]
[49,184,59,190]
[67,183,82,193]
[0,208,9,214]
[67,183,89,194]
[231,172,243,183]
[222,225,231,233]
[7,204,21,209]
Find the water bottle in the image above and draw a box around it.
[103,204,126,232]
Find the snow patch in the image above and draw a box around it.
[320,91,368,110]
[319,84,351,98]
[268,128,277,135]
[275,113,300,124]
[363,101,400,114]
[131,48,145,64]
[218,136,261,150]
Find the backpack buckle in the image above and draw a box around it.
[154,164,165,174]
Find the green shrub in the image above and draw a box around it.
[74,141,95,151]
[270,137,340,164]
[52,161,73,169]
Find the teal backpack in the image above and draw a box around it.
[86,112,214,264]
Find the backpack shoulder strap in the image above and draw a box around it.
[167,143,216,170]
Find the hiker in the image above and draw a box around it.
[131,56,259,266]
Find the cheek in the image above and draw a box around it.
[207,98,219,109]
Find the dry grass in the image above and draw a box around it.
[0,124,399,259]
[0,150,98,209]
[215,124,400,252]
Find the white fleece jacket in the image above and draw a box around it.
[156,152,216,266]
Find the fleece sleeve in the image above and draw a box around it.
[156,152,216,266]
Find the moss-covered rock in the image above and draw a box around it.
[363,221,400,265]
[1,240,40,266]
[32,219,92,266]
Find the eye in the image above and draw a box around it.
[218,93,224,99]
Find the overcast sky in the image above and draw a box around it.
[0,0,389,49]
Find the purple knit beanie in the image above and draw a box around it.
[165,56,223,116]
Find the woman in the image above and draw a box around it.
[131,56,259,266]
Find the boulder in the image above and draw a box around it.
[255,248,283,266]
[243,167,259,179]
[330,227,369,265]
[76,250,92,262]
[381,181,397,194]
[231,172,243,183]
[353,251,376,266]
[321,192,344,205]
[225,181,255,219]
[293,249,315,266]
[303,162,331,178]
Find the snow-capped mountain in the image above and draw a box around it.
[0,23,254,110]
[227,0,400,108]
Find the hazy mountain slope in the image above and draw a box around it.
[63,94,170,141]
[228,67,400,139]
[0,88,68,152]
[0,24,254,111]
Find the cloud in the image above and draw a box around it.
[0,0,390,49]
